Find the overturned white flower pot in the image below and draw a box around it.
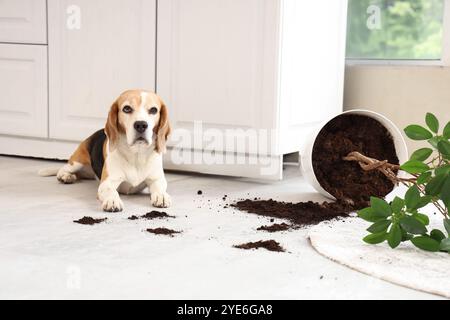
[301,109,409,201]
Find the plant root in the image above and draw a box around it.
[344,151,448,218]
[342,152,410,185]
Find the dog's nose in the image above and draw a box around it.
[134,121,148,133]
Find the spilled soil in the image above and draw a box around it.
[233,114,399,229]
[74,216,107,225]
[146,228,181,236]
[128,211,174,220]
[233,199,352,227]
[234,240,285,252]
[257,223,291,233]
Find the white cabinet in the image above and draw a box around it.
[277,0,348,153]
[0,44,48,138]
[158,0,279,149]
[158,0,348,179]
[0,0,47,44]
[48,0,156,141]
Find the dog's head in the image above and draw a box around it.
[105,90,171,153]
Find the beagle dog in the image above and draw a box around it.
[39,90,171,212]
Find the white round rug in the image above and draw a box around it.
[309,217,450,298]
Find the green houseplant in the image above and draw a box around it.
[352,113,450,252]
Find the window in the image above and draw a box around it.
[346,0,446,62]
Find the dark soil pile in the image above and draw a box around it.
[312,114,399,204]
[128,211,174,220]
[234,240,285,252]
[74,216,107,225]
[233,114,400,228]
[257,223,291,233]
[233,199,351,226]
[146,228,181,236]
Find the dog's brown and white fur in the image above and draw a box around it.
[39,90,171,212]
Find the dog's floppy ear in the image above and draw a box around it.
[154,97,171,153]
[105,99,120,147]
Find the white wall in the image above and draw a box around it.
[344,65,450,153]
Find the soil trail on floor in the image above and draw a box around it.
[233,114,400,229]
[129,211,174,220]
[233,199,353,227]
[234,240,285,252]
[257,223,291,233]
[74,216,107,225]
[146,228,181,236]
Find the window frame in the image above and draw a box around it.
[346,0,450,66]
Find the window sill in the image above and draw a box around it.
[346,59,447,67]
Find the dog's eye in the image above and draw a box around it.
[149,107,158,115]
[122,105,133,114]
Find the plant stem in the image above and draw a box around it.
[408,182,448,219]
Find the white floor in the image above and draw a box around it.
[0,155,439,299]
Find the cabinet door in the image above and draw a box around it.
[0,44,48,138]
[277,0,348,154]
[0,0,47,44]
[48,0,156,141]
[157,0,280,154]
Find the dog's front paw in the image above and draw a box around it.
[151,192,171,208]
[102,195,124,212]
[57,170,77,184]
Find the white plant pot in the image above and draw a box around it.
[300,109,409,200]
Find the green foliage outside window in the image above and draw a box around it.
[346,0,444,60]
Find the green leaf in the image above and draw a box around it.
[435,165,450,176]
[412,212,430,226]
[405,186,421,210]
[401,229,414,242]
[425,113,439,133]
[400,216,427,235]
[400,160,430,175]
[388,224,402,249]
[438,140,450,156]
[440,238,450,252]
[391,197,405,213]
[441,175,450,208]
[410,148,433,161]
[370,197,392,217]
[404,125,433,141]
[444,219,450,236]
[425,174,447,196]
[428,137,441,149]
[411,236,441,252]
[363,232,387,245]
[358,208,386,223]
[416,172,432,185]
[367,220,391,234]
[444,121,450,139]
[416,196,432,209]
[430,229,446,242]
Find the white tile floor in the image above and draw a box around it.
[0,155,438,299]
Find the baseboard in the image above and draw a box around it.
[0,135,284,180]
[0,135,79,160]
[164,148,283,180]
